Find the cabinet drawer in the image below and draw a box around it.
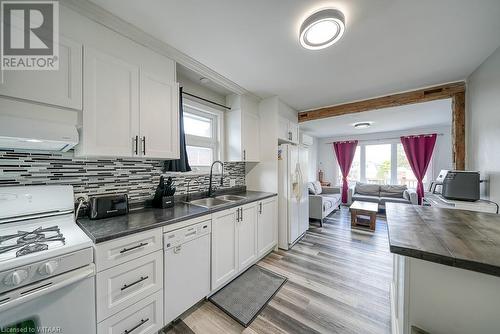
[97,290,163,334]
[96,250,163,321]
[95,228,162,271]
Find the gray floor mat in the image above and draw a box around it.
[209,265,287,327]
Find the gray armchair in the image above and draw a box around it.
[308,182,342,226]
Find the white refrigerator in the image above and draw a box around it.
[278,144,309,250]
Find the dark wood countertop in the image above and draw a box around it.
[386,203,500,277]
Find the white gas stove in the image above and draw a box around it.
[0,185,96,333]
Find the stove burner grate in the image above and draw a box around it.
[0,225,65,257]
[16,243,49,257]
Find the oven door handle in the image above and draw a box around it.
[0,264,95,313]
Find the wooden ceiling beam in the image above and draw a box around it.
[298,82,466,123]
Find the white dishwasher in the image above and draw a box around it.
[164,220,211,324]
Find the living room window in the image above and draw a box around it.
[183,100,222,169]
[365,144,391,185]
[338,142,431,188]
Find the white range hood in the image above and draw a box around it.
[0,115,78,152]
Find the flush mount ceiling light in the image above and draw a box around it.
[299,9,345,50]
[353,122,371,129]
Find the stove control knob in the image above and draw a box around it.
[39,261,58,276]
[4,270,28,286]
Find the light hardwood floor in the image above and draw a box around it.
[163,207,392,334]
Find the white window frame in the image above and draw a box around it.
[183,98,224,172]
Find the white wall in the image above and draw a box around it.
[306,136,318,182]
[467,46,500,204]
[317,125,453,187]
[299,133,318,182]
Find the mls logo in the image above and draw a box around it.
[1,1,59,70]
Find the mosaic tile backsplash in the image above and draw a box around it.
[0,149,246,205]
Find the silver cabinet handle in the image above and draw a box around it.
[240,208,243,222]
[121,275,148,291]
[142,136,146,155]
[123,318,149,334]
[133,136,138,155]
[243,150,246,161]
[236,208,240,222]
[259,202,263,214]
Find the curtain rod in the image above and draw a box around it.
[182,91,231,110]
[324,133,445,145]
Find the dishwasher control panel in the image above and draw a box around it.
[163,220,211,250]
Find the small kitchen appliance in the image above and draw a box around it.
[442,171,480,201]
[88,193,129,219]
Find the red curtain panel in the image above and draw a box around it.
[400,134,437,204]
[332,140,358,203]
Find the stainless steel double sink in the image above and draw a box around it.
[185,194,247,208]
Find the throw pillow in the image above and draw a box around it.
[308,182,317,195]
[313,181,323,195]
[380,185,408,198]
[355,182,380,196]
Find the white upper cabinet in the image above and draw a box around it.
[140,72,179,159]
[76,47,139,158]
[242,111,260,161]
[62,5,179,159]
[76,48,179,159]
[0,36,82,110]
[225,94,260,162]
[278,116,299,144]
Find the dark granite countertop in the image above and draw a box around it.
[386,203,500,277]
[77,191,276,243]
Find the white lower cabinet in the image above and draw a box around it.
[95,228,162,272]
[211,208,239,290]
[238,204,258,270]
[257,197,278,256]
[96,250,163,321]
[211,197,277,292]
[97,290,163,334]
[94,228,163,333]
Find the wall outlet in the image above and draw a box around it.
[229,179,236,187]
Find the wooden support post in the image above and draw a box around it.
[452,91,466,170]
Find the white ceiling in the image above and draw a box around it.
[90,0,500,111]
[300,99,452,138]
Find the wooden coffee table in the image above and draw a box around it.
[350,201,378,231]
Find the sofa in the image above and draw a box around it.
[308,181,342,226]
[351,182,418,209]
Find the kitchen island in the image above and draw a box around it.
[386,203,500,334]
